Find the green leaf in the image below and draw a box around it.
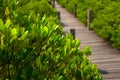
[54,25,59,31]
[70,62,75,69]
[11,28,17,36]
[36,56,41,67]
[20,31,29,40]
[10,35,17,43]
[75,40,80,47]
[0,19,4,30]
[44,26,48,33]
[83,46,92,56]
[41,15,48,26]
[58,76,63,80]
[20,27,25,34]
[5,19,11,28]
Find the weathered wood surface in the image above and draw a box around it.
[55,2,120,80]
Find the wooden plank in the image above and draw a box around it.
[55,2,120,80]
[91,58,120,64]
[99,68,120,73]
[88,55,117,60]
[70,29,75,39]
[104,79,120,80]
[102,73,120,79]
[97,63,120,69]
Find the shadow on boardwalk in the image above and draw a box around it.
[55,2,120,80]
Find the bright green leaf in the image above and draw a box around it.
[5,19,11,28]
[11,28,17,36]
[0,19,4,30]
[44,26,48,33]
[75,40,80,47]
[83,46,92,56]
[20,31,28,40]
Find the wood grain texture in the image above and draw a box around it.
[55,2,120,80]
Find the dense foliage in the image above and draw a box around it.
[0,0,102,79]
[57,0,120,49]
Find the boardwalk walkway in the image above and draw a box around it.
[55,2,120,80]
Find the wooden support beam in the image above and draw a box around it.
[53,0,55,8]
[57,11,60,21]
[73,4,77,18]
[87,10,93,30]
[70,29,75,39]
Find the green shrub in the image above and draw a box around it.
[91,2,120,49]
[16,0,56,17]
[0,0,102,79]
[0,15,102,80]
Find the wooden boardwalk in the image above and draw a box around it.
[55,2,120,80]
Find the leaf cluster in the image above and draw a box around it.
[0,0,102,80]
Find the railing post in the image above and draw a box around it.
[53,0,55,8]
[70,29,75,39]
[87,10,93,30]
[73,4,77,18]
[57,11,60,21]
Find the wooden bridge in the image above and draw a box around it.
[55,2,120,80]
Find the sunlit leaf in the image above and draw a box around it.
[5,7,9,15]
[11,28,17,36]
[36,56,41,67]
[20,30,29,40]
[5,19,11,28]
[0,35,5,49]
[44,26,48,33]
[0,19,4,31]
[74,40,80,47]
[83,46,92,56]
